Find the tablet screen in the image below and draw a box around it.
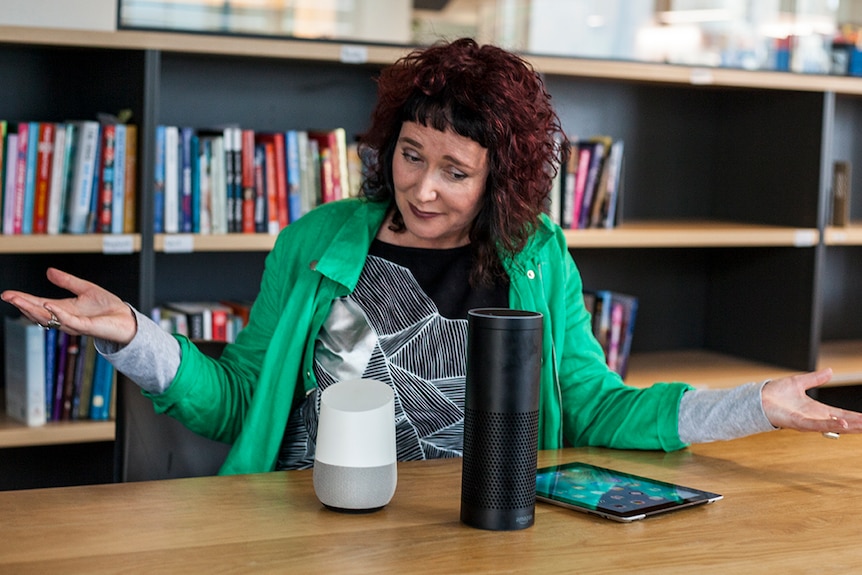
[535,461,722,522]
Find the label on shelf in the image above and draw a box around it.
[340,45,368,64]
[102,235,135,254]
[793,230,818,247]
[163,234,195,253]
[689,68,714,85]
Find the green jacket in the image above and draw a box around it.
[149,198,692,475]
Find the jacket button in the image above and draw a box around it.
[527,270,535,279]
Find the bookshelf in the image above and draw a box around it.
[2,25,862,487]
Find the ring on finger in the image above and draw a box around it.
[45,313,61,329]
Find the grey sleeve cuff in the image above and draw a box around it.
[678,381,778,444]
[95,307,181,395]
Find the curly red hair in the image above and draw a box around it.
[360,37,565,285]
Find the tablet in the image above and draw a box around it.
[535,461,722,522]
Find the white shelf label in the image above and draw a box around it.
[163,234,195,253]
[689,68,714,85]
[340,45,368,64]
[102,234,134,254]
[793,230,817,247]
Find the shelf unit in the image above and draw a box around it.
[2,25,862,487]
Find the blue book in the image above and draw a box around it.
[90,354,114,420]
[285,130,302,223]
[180,127,194,233]
[21,121,40,234]
[111,124,127,234]
[44,327,57,420]
[153,125,166,233]
[191,133,201,233]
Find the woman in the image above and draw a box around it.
[2,38,859,475]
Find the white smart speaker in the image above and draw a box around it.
[312,378,397,513]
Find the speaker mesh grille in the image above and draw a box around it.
[461,409,539,510]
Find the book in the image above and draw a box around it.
[569,142,594,229]
[122,124,138,233]
[52,331,69,421]
[65,120,101,234]
[46,122,68,235]
[2,132,17,234]
[253,142,267,233]
[20,121,40,234]
[240,128,256,233]
[59,334,81,420]
[162,301,233,341]
[32,122,55,234]
[73,336,97,420]
[832,161,851,227]
[577,137,609,229]
[590,139,624,229]
[180,126,195,233]
[285,129,303,222]
[153,124,166,233]
[44,326,58,420]
[95,122,117,233]
[11,122,32,234]
[585,290,638,380]
[3,316,47,426]
[163,125,180,233]
[89,354,114,421]
[111,123,127,234]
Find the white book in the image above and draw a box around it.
[64,121,100,234]
[164,125,180,234]
[2,133,18,235]
[46,124,68,235]
[111,123,127,234]
[65,120,100,234]
[4,317,47,427]
[210,135,228,234]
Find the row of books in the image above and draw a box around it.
[152,300,252,342]
[4,317,115,427]
[0,119,138,235]
[154,125,361,235]
[550,136,624,230]
[584,290,638,380]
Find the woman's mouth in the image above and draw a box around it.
[410,204,438,220]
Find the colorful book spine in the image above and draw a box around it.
[96,123,117,233]
[153,125,166,233]
[32,122,55,234]
[111,123,127,234]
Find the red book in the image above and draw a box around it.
[257,133,288,230]
[96,123,117,233]
[32,122,55,234]
[308,130,341,204]
[240,129,256,233]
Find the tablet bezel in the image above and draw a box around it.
[535,461,723,522]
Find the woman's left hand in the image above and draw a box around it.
[761,368,862,434]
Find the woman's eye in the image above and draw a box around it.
[449,170,467,181]
[401,151,420,163]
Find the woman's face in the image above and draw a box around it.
[383,121,489,249]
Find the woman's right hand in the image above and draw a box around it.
[1,267,137,345]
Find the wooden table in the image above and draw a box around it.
[2,429,861,574]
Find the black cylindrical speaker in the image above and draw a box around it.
[460,308,543,531]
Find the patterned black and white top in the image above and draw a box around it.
[276,240,508,470]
